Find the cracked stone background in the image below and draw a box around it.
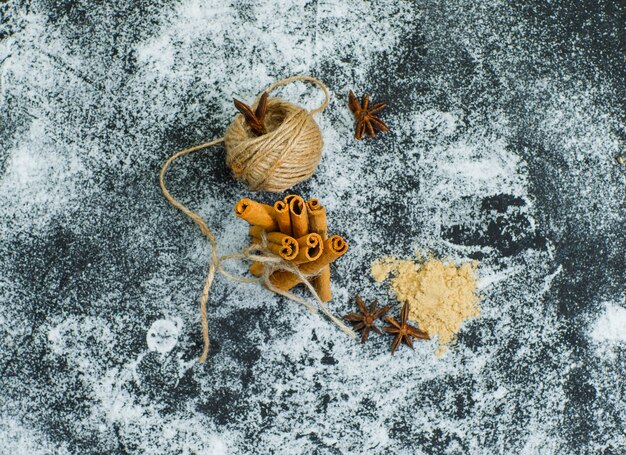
[0,1,624,454]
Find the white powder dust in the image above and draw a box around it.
[0,0,623,453]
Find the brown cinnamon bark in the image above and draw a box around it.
[266,241,298,261]
[273,200,292,235]
[249,262,264,276]
[248,225,298,261]
[293,233,323,264]
[249,226,295,246]
[289,196,309,239]
[241,196,342,301]
[307,198,327,237]
[307,199,331,301]
[315,267,332,302]
[234,198,278,231]
[269,235,348,291]
[283,194,298,205]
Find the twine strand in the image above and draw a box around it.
[262,75,330,115]
[159,138,224,362]
[221,235,354,336]
[159,78,351,362]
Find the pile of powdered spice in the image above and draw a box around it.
[371,255,481,355]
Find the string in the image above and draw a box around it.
[262,75,330,115]
[159,138,224,362]
[220,234,355,336]
[159,76,351,363]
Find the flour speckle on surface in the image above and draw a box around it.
[0,0,623,453]
[146,319,181,354]
[591,303,626,344]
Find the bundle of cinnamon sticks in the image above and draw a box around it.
[234,196,348,301]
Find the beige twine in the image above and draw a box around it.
[224,75,329,193]
[159,76,353,363]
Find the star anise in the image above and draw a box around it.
[383,302,429,354]
[343,295,391,343]
[233,91,269,136]
[348,90,389,140]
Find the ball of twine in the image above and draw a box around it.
[224,76,329,193]
[159,76,334,362]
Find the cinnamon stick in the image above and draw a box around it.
[307,199,331,301]
[248,225,299,261]
[234,198,278,231]
[289,195,308,239]
[269,235,348,291]
[307,198,327,237]
[315,267,332,302]
[249,262,264,277]
[273,200,292,235]
[293,233,323,264]
[266,241,298,261]
[283,194,298,205]
[249,226,295,246]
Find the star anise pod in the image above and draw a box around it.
[343,295,391,343]
[383,302,429,354]
[233,91,269,136]
[348,90,389,140]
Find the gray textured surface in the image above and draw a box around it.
[0,1,624,453]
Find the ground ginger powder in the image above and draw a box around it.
[371,256,480,355]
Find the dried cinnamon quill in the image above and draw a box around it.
[307,198,331,301]
[273,200,292,235]
[234,196,347,301]
[289,195,309,239]
[269,235,348,291]
[235,198,278,231]
[293,233,324,264]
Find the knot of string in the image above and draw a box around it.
[220,233,355,338]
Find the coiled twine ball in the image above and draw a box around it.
[224,97,324,193]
